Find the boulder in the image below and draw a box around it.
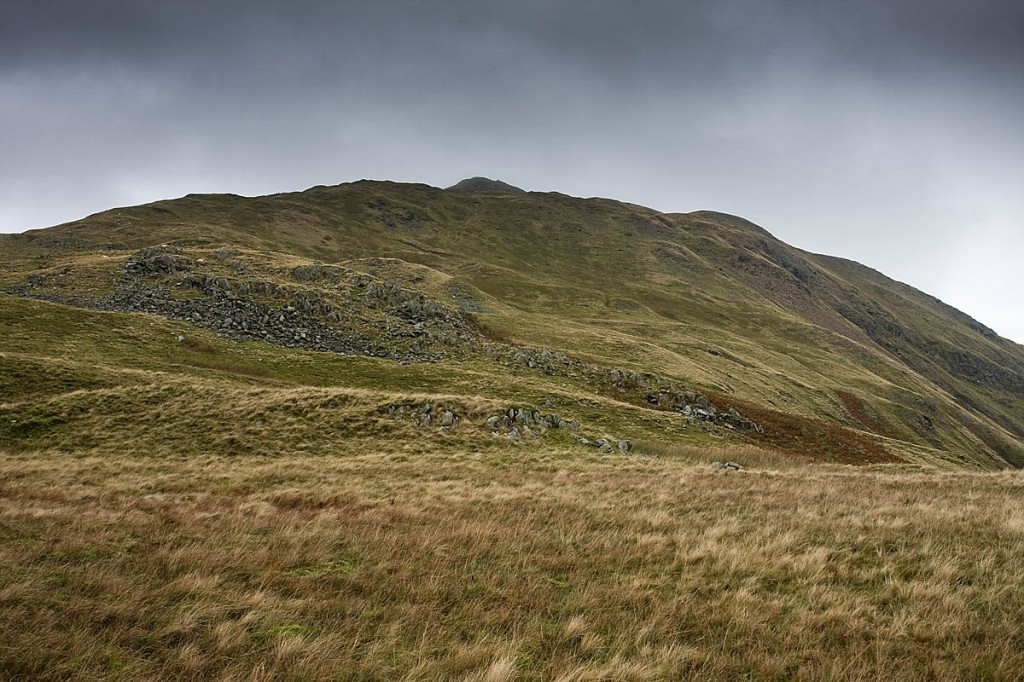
[711,461,743,471]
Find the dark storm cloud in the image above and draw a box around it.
[2,0,1022,340]
[5,1,1022,77]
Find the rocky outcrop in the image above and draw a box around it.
[446,282,490,313]
[97,284,441,360]
[572,435,634,455]
[125,246,194,275]
[364,279,451,323]
[386,402,461,432]
[384,401,636,455]
[484,406,636,455]
[490,346,764,434]
[711,461,744,471]
[8,251,488,363]
[484,406,579,437]
[291,261,342,283]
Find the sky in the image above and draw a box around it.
[2,0,1022,342]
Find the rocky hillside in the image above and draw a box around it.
[2,178,1022,468]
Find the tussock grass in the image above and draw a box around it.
[634,441,815,469]
[2,446,1023,680]
[0,379,520,457]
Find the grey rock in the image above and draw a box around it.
[712,461,743,471]
[125,247,194,276]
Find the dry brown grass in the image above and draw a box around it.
[5,185,1024,681]
[2,444,1023,680]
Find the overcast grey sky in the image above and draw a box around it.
[2,0,1022,342]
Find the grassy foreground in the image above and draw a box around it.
[0,262,1022,679]
[2,444,1023,681]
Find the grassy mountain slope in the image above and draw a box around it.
[2,179,1021,468]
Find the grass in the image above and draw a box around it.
[2,180,1024,678]
[1,306,1014,679]
[2,446,1023,680]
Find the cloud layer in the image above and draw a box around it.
[2,0,1022,341]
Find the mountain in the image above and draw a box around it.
[2,178,1022,468]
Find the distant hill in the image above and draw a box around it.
[2,177,1022,468]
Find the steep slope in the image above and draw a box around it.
[2,179,1022,467]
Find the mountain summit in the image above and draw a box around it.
[446,176,526,194]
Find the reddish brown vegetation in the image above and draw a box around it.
[835,389,891,437]
[708,391,899,465]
